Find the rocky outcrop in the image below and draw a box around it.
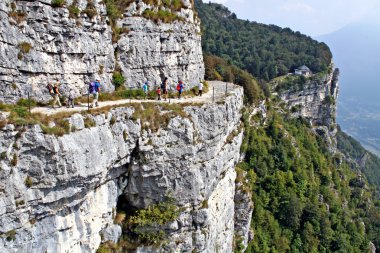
[279,67,339,128]
[277,67,340,152]
[0,0,204,104]
[117,1,204,91]
[0,85,250,252]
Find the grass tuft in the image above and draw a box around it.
[51,0,66,8]
[25,176,33,188]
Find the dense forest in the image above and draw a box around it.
[240,106,380,252]
[337,128,380,192]
[195,0,332,81]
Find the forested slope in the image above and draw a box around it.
[240,107,380,252]
[337,128,380,192]
[195,0,332,81]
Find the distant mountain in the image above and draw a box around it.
[318,21,380,156]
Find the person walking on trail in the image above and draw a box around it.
[143,81,150,99]
[198,82,203,96]
[66,89,75,108]
[176,80,184,99]
[89,79,101,107]
[161,77,169,101]
[52,82,62,108]
[156,86,162,100]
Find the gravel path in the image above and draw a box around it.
[31,81,237,115]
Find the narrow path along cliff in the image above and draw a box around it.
[31,81,232,116]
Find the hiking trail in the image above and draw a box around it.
[31,81,236,116]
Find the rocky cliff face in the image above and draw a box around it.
[277,67,340,151]
[279,68,339,128]
[0,85,251,252]
[0,0,204,103]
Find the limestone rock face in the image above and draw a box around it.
[0,0,204,103]
[117,1,204,90]
[0,86,250,253]
[278,67,339,152]
[279,68,339,128]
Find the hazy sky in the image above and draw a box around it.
[208,0,380,36]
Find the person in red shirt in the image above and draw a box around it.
[156,86,162,100]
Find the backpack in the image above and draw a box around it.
[53,86,59,94]
[161,82,165,89]
[176,84,181,91]
[46,84,53,94]
[94,81,100,92]
[89,82,95,93]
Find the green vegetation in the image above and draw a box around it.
[0,101,72,136]
[142,0,185,11]
[8,4,27,25]
[195,0,332,81]
[96,198,180,252]
[337,127,380,191]
[10,153,17,166]
[271,75,308,94]
[131,103,188,132]
[0,152,6,160]
[82,0,97,18]
[323,95,335,105]
[103,0,132,42]
[15,199,25,207]
[51,0,66,8]
[204,55,264,103]
[17,42,33,60]
[5,229,16,241]
[0,95,196,137]
[98,65,104,75]
[127,199,179,244]
[240,105,380,252]
[142,9,183,23]
[68,0,80,18]
[84,117,96,128]
[112,71,125,89]
[103,0,185,42]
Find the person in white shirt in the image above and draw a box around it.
[198,82,203,96]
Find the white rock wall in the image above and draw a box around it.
[0,0,204,103]
[0,85,250,253]
[280,68,339,127]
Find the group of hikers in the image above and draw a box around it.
[143,77,203,101]
[46,77,204,109]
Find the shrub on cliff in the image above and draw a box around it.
[124,198,180,244]
[82,0,98,18]
[204,55,264,103]
[68,0,80,18]
[112,71,125,89]
[51,0,65,8]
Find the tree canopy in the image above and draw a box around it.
[195,0,332,81]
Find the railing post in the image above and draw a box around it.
[225,82,228,96]
[28,92,31,115]
[129,87,132,103]
[87,91,90,111]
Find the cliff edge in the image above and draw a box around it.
[0,83,251,253]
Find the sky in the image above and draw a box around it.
[208,0,380,36]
